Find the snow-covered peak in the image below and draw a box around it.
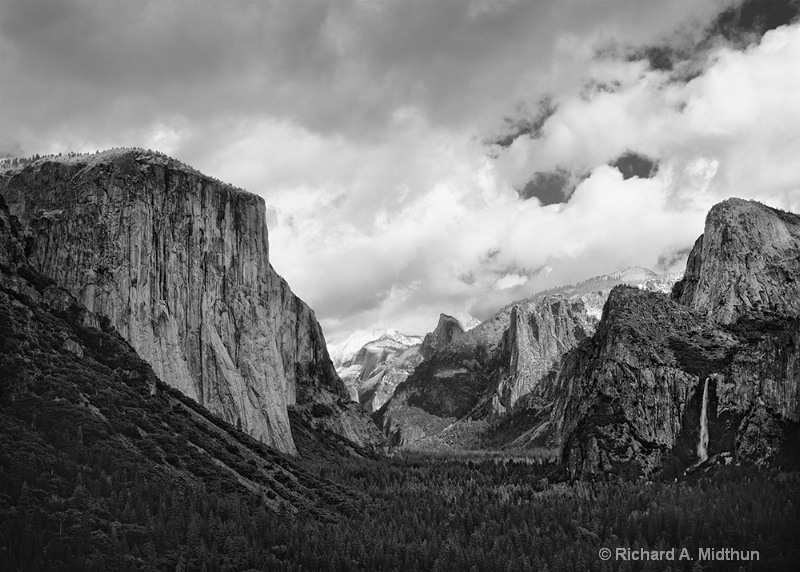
[328,329,384,367]
[328,328,422,368]
[378,329,424,348]
[607,266,659,282]
[604,266,682,294]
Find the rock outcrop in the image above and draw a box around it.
[495,298,593,414]
[377,269,678,450]
[561,199,800,478]
[330,329,423,412]
[674,198,800,324]
[420,313,480,359]
[0,149,383,455]
[0,193,360,520]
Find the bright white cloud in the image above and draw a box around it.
[3,1,800,344]
[311,22,800,341]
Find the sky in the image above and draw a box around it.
[2,0,800,343]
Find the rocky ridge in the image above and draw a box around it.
[674,198,800,323]
[419,313,481,359]
[560,199,800,478]
[0,149,383,455]
[330,329,424,413]
[377,268,680,449]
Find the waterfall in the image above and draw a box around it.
[697,378,709,463]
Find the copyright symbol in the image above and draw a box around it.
[599,548,612,561]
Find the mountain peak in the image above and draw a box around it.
[441,312,481,333]
[419,313,480,359]
[607,266,659,282]
[328,328,422,369]
[0,148,384,455]
[676,197,800,323]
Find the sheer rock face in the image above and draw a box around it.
[377,295,602,449]
[559,287,800,478]
[349,345,423,413]
[561,199,800,478]
[495,298,593,414]
[376,271,677,451]
[556,288,728,478]
[331,330,423,413]
[675,198,800,324]
[419,314,479,359]
[0,150,380,455]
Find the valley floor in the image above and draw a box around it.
[290,454,800,572]
[3,426,800,572]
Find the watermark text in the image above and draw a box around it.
[598,547,759,562]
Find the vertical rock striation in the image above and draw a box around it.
[419,313,480,359]
[495,298,592,414]
[329,329,423,412]
[377,269,679,450]
[675,198,800,323]
[560,199,800,478]
[0,149,381,455]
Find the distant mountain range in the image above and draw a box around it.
[328,313,482,413]
[331,269,681,418]
[373,266,683,452]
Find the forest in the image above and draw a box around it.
[4,430,800,572]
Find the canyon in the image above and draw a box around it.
[1,150,797,479]
[376,267,680,451]
[375,200,798,478]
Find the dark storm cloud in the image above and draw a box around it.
[517,168,573,205]
[610,152,658,180]
[708,0,800,47]
[488,97,558,149]
[620,0,800,75]
[1,0,343,149]
[1,0,727,155]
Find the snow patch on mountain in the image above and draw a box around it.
[328,329,423,369]
[450,313,481,332]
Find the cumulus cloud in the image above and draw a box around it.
[3,0,800,343]
[1,0,724,151]
[315,18,800,339]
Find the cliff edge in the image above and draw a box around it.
[0,149,383,455]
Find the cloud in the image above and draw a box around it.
[320,18,800,340]
[1,0,724,154]
[4,0,800,344]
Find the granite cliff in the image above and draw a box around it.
[419,313,481,359]
[494,299,593,415]
[377,269,677,449]
[674,198,800,323]
[0,149,383,455]
[560,199,800,478]
[0,192,359,527]
[330,329,423,413]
